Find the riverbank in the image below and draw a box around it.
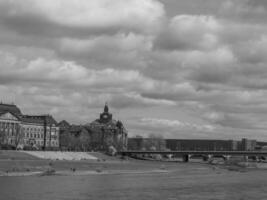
[2,151,267,200]
[1,150,267,177]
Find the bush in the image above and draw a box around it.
[0,144,16,150]
[23,146,37,151]
[40,168,56,176]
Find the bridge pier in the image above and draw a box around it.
[243,155,249,162]
[259,156,266,161]
[222,155,231,161]
[251,156,258,162]
[182,154,189,162]
[202,154,213,162]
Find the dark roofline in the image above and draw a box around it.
[0,103,22,115]
[0,110,21,119]
[22,114,58,125]
[0,102,16,105]
[58,120,70,126]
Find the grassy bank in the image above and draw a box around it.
[1,150,267,177]
[0,150,182,176]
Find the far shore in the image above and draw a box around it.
[1,150,267,178]
[0,169,170,177]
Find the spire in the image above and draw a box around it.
[104,102,109,113]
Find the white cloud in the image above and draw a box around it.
[0,50,157,91]
[154,15,222,50]
[140,117,215,132]
[0,0,164,34]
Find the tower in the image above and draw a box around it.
[99,103,112,123]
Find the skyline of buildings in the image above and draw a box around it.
[59,103,128,151]
[1,102,267,152]
[0,103,59,149]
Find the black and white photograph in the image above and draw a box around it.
[0,0,267,199]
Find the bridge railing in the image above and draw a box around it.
[119,150,267,156]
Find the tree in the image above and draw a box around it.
[144,134,166,151]
[0,129,7,147]
[14,124,23,149]
[79,129,91,151]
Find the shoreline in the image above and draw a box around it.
[2,161,267,177]
[0,169,170,177]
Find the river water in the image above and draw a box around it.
[1,169,267,200]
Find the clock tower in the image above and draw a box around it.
[99,103,112,123]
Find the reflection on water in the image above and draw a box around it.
[1,170,267,200]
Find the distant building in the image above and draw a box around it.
[58,120,71,131]
[0,104,22,147]
[128,136,166,151]
[58,120,71,148]
[165,139,238,151]
[128,138,257,151]
[21,115,59,149]
[0,103,59,149]
[59,124,91,151]
[86,103,128,151]
[240,138,257,151]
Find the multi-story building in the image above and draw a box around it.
[86,103,128,151]
[128,138,254,151]
[240,138,257,151]
[59,104,128,151]
[21,115,59,149]
[0,103,59,149]
[0,104,22,147]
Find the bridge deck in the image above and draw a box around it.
[119,151,267,156]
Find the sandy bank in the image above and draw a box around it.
[0,169,169,177]
[23,151,98,160]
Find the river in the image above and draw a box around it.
[1,167,267,200]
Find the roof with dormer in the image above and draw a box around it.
[57,120,71,128]
[0,103,22,117]
[21,115,58,125]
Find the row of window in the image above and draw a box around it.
[7,139,58,146]
[0,129,58,139]
[25,132,58,140]
[22,126,57,131]
[0,122,58,130]
[23,130,58,135]
[25,140,58,146]
[0,122,19,128]
[0,129,18,136]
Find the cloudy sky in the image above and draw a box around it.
[1,0,267,140]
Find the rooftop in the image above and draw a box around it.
[22,115,58,125]
[0,103,22,116]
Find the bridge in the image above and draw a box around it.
[119,150,267,162]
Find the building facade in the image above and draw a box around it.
[0,111,21,147]
[86,103,128,151]
[240,138,257,151]
[21,115,59,149]
[0,103,59,149]
[59,104,128,151]
[128,138,258,151]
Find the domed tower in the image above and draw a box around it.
[99,102,112,123]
